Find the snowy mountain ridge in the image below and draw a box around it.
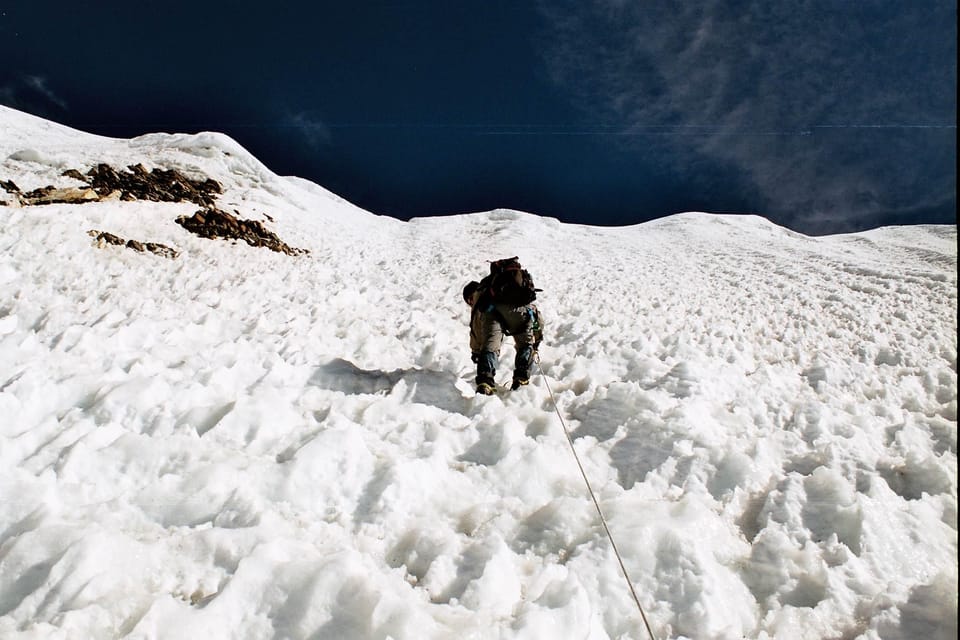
[0,105,957,640]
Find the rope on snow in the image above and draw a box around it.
[535,353,657,640]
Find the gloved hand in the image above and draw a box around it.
[471,352,479,363]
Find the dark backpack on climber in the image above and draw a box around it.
[481,256,540,307]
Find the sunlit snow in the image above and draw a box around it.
[0,105,956,640]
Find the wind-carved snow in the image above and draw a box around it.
[0,105,956,640]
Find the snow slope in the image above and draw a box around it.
[0,105,956,640]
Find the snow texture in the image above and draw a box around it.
[0,105,956,640]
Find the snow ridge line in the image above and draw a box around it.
[535,354,657,640]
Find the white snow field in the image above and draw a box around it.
[0,105,956,640]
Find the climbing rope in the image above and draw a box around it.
[534,353,657,640]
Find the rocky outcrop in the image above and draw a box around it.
[2,165,222,207]
[79,163,222,206]
[87,229,179,259]
[175,208,308,256]
[3,163,308,257]
[23,186,100,205]
[0,179,20,207]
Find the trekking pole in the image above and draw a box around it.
[534,353,657,640]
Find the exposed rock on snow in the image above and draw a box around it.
[87,229,180,259]
[1,162,307,256]
[175,207,309,255]
[76,162,222,206]
[0,181,100,206]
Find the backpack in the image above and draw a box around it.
[481,256,540,306]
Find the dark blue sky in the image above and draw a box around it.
[2,1,955,234]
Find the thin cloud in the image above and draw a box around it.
[286,111,331,150]
[23,75,68,110]
[0,74,68,114]
[537,0,957,232]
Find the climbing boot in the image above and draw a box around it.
[510,377,529,391]
[476,382,496,396]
